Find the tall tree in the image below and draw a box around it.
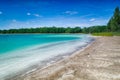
[107,7,120,31]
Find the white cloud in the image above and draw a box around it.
[89,18,95,22]
[0,11,3,14]
[27,12,31,16]
[27,12,42,17]
[33,14,42,17]
[64,11,78,15]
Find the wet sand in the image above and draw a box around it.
[8,36,120,80]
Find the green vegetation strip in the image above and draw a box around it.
[92,32,120,36]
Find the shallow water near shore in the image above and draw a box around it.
[0,34,94,79]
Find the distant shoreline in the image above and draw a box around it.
[0,33,89,35]
[0,33,86,34]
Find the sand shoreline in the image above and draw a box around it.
[7,36,120,80]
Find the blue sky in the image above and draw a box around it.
[0,0,120,29]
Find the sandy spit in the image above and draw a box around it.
[8,36,120,80]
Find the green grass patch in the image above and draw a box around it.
[92,32,113,36]
[92,32,120,36]
[112,32,120,36]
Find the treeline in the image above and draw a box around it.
[0,26,107,34]
[0,7,119,34]
[0,27,82,33]
[82,25,107,33]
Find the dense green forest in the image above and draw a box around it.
[0,7,120,34]
[0,26,107,34]
[107,7,120,32]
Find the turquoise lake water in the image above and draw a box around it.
[0,34,93,79]
[0,34,80,54]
